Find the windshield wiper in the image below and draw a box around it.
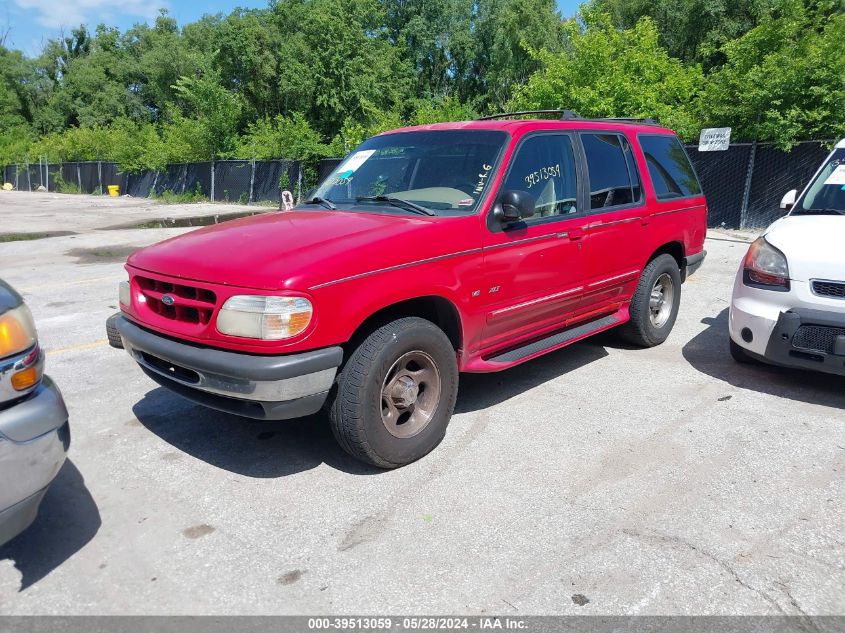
[304,196,336,210]
[356,195,435,216]
[793,207,845,216]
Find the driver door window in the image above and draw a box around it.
[501,135,578,220]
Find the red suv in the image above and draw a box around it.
[110,113,707,468]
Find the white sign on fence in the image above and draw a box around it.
[698,127,732,151]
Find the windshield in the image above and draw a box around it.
[311,130,508,214]
[795,148,845,214]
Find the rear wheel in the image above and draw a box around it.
[619,254,682,347]
[328,317,459,468]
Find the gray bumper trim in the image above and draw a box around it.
[0,377,69,443]
[0,485,49,547]
[115,316,342,381]
[116,316,343,419]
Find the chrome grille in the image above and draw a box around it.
[812,280,845,299]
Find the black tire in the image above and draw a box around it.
[729,338,755,364]
[619,254,682,347]
[106,312,124,349]
[328,317,459,468]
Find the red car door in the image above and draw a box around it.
[478,132,588,354]
[573,132,650,321]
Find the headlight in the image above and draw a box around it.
[119,280,131,306]
[0,304,37,359]
[743,237,790,291]
[216,296,313,340]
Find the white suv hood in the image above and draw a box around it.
[764,215,845,282]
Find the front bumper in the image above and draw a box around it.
[0,378,70,546]
[732,304,845,377]
[115,316,343,420]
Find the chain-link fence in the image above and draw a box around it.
[685,140,830,229]
[2,159,303,205]
[3,143,831,227]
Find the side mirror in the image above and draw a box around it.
[780,189,797,210]
[495,190,536,223]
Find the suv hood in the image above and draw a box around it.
[764,214,845,282]
[127,210,464,291]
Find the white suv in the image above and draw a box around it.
[729,138,845,376]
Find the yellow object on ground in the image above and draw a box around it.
[2,183,12,191]
[107,184,120,197]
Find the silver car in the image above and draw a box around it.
[0,279,69,547]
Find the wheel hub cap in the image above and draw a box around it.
[390,376,419,408]
[380,350,441,439]
[648,273,675,328]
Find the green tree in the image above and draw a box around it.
[700,0,845,147]
[270,0,412,137]
[472,0,566,109]
[587,0,774,67]
[512,11,704,139]
[173,70,243,159]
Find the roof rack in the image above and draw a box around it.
[599,117,659,125]
[477,109,582,121]
[476,111,660,125]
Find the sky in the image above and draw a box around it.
[2,0,583,54]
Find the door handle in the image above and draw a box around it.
[568,228,585,241]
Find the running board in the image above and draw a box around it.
[487,315,621,364]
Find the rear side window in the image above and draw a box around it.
[582,133,641,209]
[502,134,578,219]
[639,135,702,200]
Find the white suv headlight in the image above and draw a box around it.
[216,296,313,340]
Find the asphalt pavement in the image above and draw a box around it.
[0,191,842,615]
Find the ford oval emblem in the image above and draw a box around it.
[161,294,175,306]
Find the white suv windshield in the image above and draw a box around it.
[796,148,845,215]
[312,130,508,214]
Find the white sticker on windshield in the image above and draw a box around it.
[337,150,375,178]
[823,164,845,185]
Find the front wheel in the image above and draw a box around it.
[619,254,682,347]
[327,317,459,468]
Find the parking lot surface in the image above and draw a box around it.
[0,192,842,615]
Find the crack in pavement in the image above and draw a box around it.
[622,528,787,615]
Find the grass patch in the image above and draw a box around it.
[66,245,141,263]
[0,231,74,242]
[151,184,208,204]
[0,232,51,242]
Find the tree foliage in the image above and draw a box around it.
[512,11,704,139]
[0,0,843,173]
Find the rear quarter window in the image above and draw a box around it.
[639,135,702,200]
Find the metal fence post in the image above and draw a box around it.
[76,162,82,193]
[739,141,757,230]
[210,160,215,202]
[98,161,102,194]
[26,162,31,191]
[248,156,255,204]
